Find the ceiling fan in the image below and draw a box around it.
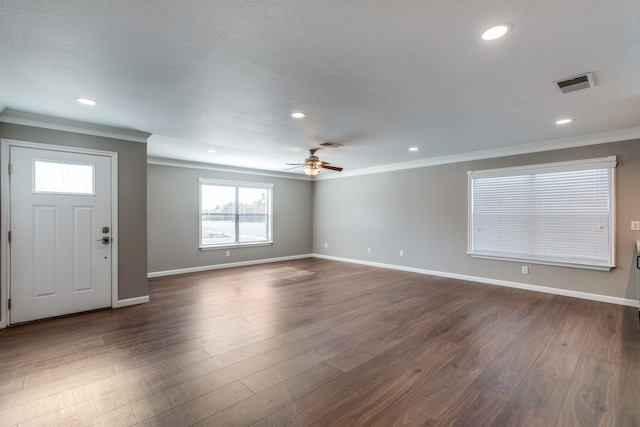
[286,148,343,176]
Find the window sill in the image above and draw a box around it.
[199,242,273,251]
[468,253,614,271]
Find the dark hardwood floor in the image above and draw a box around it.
[0,258,638,426]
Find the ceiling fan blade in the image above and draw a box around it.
[286,163,305,166]
[284,165,304,170]
[321,164,343,172]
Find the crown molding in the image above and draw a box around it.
[317,127,640,180]
[147,157,313,181]
[0,109,151,143]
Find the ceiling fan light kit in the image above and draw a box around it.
[304,166,321,176]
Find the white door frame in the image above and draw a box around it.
[0,138,119,328]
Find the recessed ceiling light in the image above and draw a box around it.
[207,149,217,153]
[76,97,97,106]
[409,147,419,152]
[482,24,510,41]
[555,118,573,125]
[291,112,306,119]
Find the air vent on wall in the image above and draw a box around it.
[554,72,595,94]
[319,141,344,148]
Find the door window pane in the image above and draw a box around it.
[33,160,95,195]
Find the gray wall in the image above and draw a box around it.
[147,163,313,273]
[0,123,149,305]
[313,139,640,302]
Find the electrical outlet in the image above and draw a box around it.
[399,250,404,257]
[632,221,640,231]
[324,242,328,248]
[521,265,529,275]
[225,250,230,257]
[367,248,371,254]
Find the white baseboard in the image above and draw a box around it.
[312,254,640,308]
[113,296,150,308]
[147,254,314,278]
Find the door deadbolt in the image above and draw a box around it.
[102,226,110,233]
[97,237,111,244]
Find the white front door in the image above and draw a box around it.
[9,146,113,324]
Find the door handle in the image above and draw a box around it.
[637,255,639,269]
[97,237,111,244]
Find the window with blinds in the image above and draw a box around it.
[468,156,616,270]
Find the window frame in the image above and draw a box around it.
[467,156,616,271]
[198,178,273,250]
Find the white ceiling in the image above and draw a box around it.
[1,1,639,176]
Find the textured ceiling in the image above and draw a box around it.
[0,1,639,176]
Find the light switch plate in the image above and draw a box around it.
[632,221,640,231]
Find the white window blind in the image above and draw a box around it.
[468,156,616,270]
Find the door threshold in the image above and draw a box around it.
[8,307,112,328]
